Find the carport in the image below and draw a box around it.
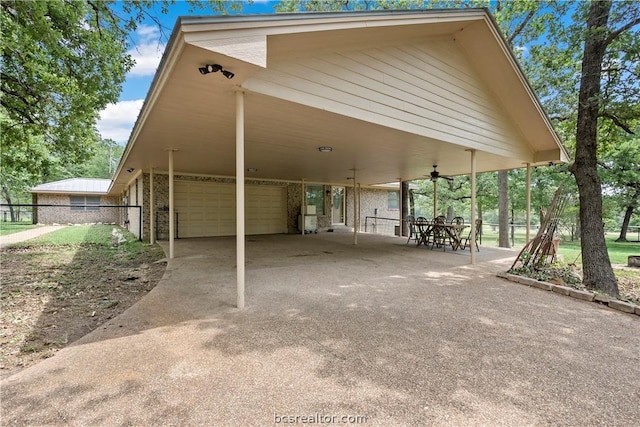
[109,9,568,308]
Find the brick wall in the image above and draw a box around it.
[34,194,120,225]
[345,187,401,234]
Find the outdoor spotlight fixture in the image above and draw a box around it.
[318,146,333,153]
[198,63,234,79]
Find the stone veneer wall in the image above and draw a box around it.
[345,187,400,233]
[34,194,120,225]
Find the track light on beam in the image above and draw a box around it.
[198,63,234,79]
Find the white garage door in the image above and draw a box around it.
[174,181,287,238]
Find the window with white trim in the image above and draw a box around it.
[70,196,100,211]
[387,191,399,210]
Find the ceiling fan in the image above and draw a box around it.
[429,165,453,182]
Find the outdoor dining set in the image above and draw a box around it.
[406,215,481,252]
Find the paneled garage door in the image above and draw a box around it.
[174,181,287,238]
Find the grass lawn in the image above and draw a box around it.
[11,224,151,260]
[487,230,640,304]
[0,222,39,236]
[0,224,166,377]
[481,230,639,265]
[555,234,640,265]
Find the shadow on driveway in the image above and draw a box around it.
[2,233,639,426]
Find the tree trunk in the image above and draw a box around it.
[498,170,510,248]
[401,181,409,236]
[477,202,483,243]
[409,188,415,218]
[616,190,638,242]
[568,0,618,296]
[1,184,16,222]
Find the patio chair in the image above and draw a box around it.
[451,216,464,225]
[431,215,448,250]
[406,215,416,244]
[461,219,482,251]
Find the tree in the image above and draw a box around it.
[567,1,640,296]
[1,0,246,206]
[497,170,510,248]
[1,1,131,162]
[600,137,640,242]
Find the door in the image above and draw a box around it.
[174,181,286,237]
[331,186,345,225]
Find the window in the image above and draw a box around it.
[305,184,324,215]
[387,191,399,210]
[70,196,100,211]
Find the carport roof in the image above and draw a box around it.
[109,8,568,195]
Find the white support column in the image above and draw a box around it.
[353,170,357,245]
[526,162,531,243]
[168,150,175,259]
[236,90,245,310]
[149,167,155,245]
[398,178,403,237]
[357,182,361,232]
[469,149,477,264]
[301,179,305,235]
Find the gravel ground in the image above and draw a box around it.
[2,232,639,426]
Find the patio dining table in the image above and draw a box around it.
[415,221,467,250]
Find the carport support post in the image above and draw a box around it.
[526,162,531,243]
[236,90,245,309]
[301,179,305,235]
[353,170,357,245]
[469,149,477,264]
[150,167,155,245]
[168,150,175,259]
[398,178,403,236]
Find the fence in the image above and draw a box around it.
[0,204,142,241]
[364,216,401,236]
[625,225,640,242]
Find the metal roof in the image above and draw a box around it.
[31,178,111,194]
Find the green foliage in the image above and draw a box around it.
[0,222,38,236]
[1,1,130,161]
[0,0,248,205]
[12,224,148,258]
[510,261,582,286]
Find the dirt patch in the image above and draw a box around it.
[0,242,166,379]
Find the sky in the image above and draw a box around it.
[96,1,279,145]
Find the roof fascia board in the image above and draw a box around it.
[31,190,110,195]
[181,9,487,39]
[462,13,570,163]
[534,148,566,164]
[109,18,187,194]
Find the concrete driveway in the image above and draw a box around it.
[2,232,639,426]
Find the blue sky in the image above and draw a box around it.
[96,1,279,144]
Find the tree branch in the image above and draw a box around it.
[599,112,636,134]
[506,10,535,47]
[549,115,573,122]
[603,17,640,47]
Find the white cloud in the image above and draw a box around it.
[127,25,166,77]
[97,100,144,144]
